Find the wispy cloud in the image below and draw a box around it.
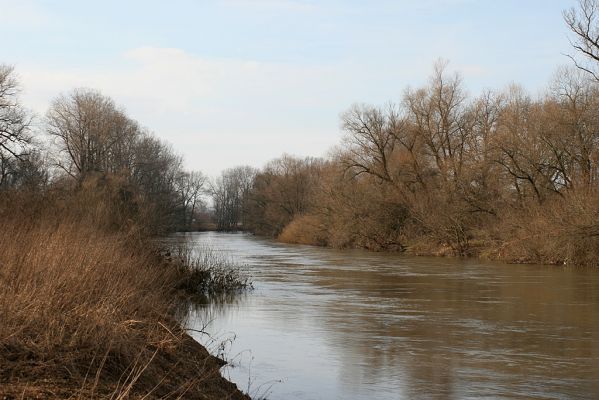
[17,46,353,174]
[16,46,498,173]
[218,0,319,13]
[0,0,55,30]
[8,0,569,176]
[20,46,349,114]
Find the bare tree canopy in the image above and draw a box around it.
[564,0,599,81]
[176,170,207,229]
[210,166,257,231]
[0,65,35,188]
[340,103,402,183]
[46,89,140,179]
[0,65,31,160]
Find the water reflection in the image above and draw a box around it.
[176,232,599,400]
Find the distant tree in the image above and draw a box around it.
[129,133,185,232]
[564,0,599,81]
[245,156,322,236]
[210,166,257,231]
[175,170,207,229]
[0,151,48,190]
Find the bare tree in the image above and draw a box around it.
[564,0,599,81]
[404,60,471,186]
[244,156,322,236]
[0,151,48,190]
[549,67,599,189]
[340,103,403,183]
[0,65,33,186]
[47,89,139,180]
[176,170,207,229]
[130,133,186,232]
[210,166,257,231]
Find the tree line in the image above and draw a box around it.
[0,68,208,234]
[211,0,599,266]
[214,63,599,265]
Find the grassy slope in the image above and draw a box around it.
[0,218,249,399]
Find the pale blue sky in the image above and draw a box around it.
[1,0,576,175]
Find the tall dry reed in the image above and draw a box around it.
[0,216,248,399]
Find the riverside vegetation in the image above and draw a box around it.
[225,64,599,267]
[0,66,250,398]
[209,1,599,267]
[210,62,599,266]
[0,206,250,399]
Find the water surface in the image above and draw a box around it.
[175,232,599,399]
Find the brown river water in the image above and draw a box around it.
[172,232,599,400]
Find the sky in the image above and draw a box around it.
[1,0,576,176]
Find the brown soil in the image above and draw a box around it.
[0,334,250,400]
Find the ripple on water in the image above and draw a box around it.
[173,232,599,400]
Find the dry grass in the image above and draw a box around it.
[0,216,249,399]
[168,244,252,301]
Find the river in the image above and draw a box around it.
[174,232,599,399]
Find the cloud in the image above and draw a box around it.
[218,0,319,13]
[17,46,354,175]
[455,63,489,78]
[0,0,54,30]
[14,46,498,176]
[20,46,349,115]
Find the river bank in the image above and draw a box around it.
[1,334,249,400]
[275,213,596,267]
[0,218,249,399]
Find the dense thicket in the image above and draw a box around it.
[226,63,599,266]
[206,2,599,263]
